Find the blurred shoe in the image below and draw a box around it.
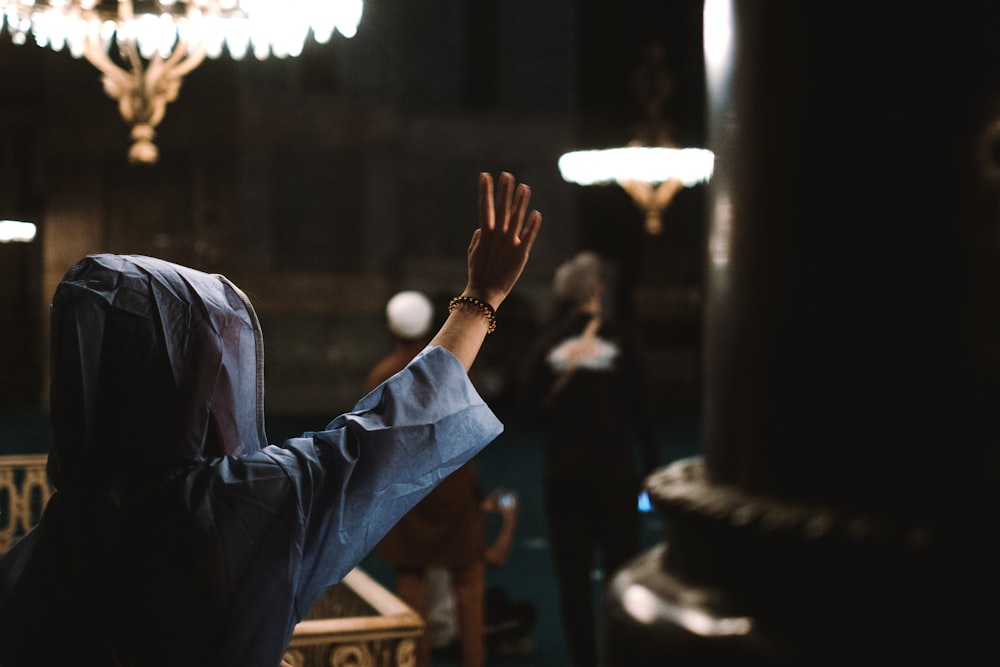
[430,640,460,661]
[489,637,537,658]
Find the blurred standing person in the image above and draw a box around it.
[367,291,488,667]
[427,487,538,661]
[519,251,659,667]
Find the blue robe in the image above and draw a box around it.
[0,254,502,667]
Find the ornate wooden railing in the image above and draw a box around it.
[0,454,421,667]
[0,454,52,554]
[285,567,421,667]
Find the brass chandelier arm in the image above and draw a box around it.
[618,177,684,235]
[81,13,207,164]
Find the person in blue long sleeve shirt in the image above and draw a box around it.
[0,171,541,667]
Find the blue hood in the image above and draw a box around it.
[48,254,266,496]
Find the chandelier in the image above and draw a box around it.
[559,44,714,235]
[0,219,37,242]
[1,1,364,164]
[558,145,714,234]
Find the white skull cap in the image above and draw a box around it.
[386,290,434,340]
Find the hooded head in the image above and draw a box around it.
[47,254,266,497]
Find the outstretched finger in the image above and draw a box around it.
[519,210,542,250]
[510,183,531,240]
[479,172,495,231]
[467,227,481,255]
[496,172,515,232]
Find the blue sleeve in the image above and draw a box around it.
[0,348,504,667]
[273,345,503,615]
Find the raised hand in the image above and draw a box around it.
[430,171,543,371]
[465,172,543,309]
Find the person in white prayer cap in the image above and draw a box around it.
[367,288,489,667]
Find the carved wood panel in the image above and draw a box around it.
[0,454,52,554]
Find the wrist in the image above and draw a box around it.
[462,287,503,311]
[449,294,497,334]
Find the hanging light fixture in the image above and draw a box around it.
[559,44,714,235]
[558,145,714,234]
[1,1,364,164]
[0,219,37,243]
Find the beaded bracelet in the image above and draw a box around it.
[448,295,497,333]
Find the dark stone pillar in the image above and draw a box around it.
[701,0,1000,520]
[607,2,1000,663]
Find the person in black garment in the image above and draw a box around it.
[519,250,658,667]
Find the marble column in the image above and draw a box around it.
[607,2,1000,663]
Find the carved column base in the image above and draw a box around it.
[606,458,992,665]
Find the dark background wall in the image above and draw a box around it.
[0,0,708,437]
